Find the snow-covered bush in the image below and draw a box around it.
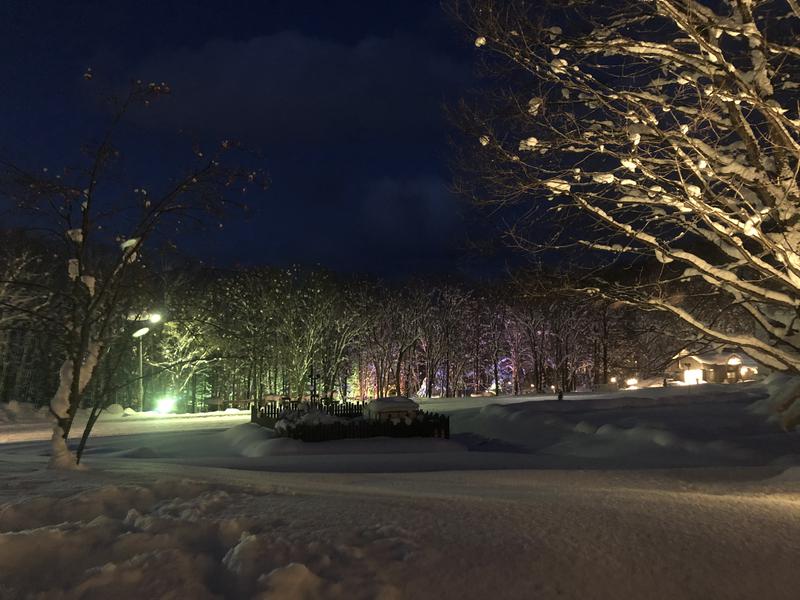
[273,407,348,435]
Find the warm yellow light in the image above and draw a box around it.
[739,366,758,378]
[683,368,703,385]
[149,313,162,324]
[609,376,617,384]
[625,378,638,387]
[727,356,742,366]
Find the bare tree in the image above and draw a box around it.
[0,80,266,467]
[452,0,800,381]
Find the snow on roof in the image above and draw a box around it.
[366,397,420,413]
[675,347,760,367]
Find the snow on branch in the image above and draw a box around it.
[455,0,800,372]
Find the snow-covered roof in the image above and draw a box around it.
[674,347,760,368]
[366,397,420,413]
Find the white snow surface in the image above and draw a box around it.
[1,381,799,598]
[367,396,420,413]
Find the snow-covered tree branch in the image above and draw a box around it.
[452,0,800,385]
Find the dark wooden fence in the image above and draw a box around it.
[250,401,365,428]
[249,402,449,442]
[314,401,365,419]
[287,414,450,442]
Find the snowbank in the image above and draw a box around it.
[0,407,250,445]
[222,423,279,457]
[0,400,49,423]
[222,423,464,458]
[366,396,419,413]
[0,478,408,599]
[749,373,800,430]
[0,458,798,599]
[449,382,788,467]
[543,422,753,464]
[274,408,346,434]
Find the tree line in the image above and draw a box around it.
[2,236,700,413]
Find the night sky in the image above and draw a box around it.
[0,0,508,276]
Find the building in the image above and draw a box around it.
[669,347,762,384]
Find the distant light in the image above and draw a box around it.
[132,327,150,338]
[683,369,703,385]
[149,313,162,324]
[727,356,742,366]
[625,378,638,388]
[155,396,177,414]
[610,376,618,384]
[740,366,757,378]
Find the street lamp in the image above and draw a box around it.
[131,312,162,411]
[132,326,150,412]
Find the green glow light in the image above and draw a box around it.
[155,396,177,414]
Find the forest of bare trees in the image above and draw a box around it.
[450,0,800,373]
[1,234,699,416]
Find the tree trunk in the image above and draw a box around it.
[493,349,500,396]
[395,348,404,397]
[191,372,197,413]
[445,356,451,398]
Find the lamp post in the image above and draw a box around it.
[131,312,162,412]
[132,327,149,411]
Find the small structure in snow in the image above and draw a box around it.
[669,347,762,384]
[365,396,420,422]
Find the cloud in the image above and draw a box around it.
[190,174,464,274]
[134,31,470,146]
[359,176,458,242]
[127,29,473,274]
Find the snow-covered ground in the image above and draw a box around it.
[1,380,799,599]
[0,403,250,444]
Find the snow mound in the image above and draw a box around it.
[225,423,465,457]
[274,408,346,434]
[771,466,800,483]
[105,403,125,415]
[123,407,138,416]
[749,373,800,430]
[455,384,773,467]
[256,562,327,599]
[222,423,279,457]
[0,400,49,423]
[543,423,752,463]
[116,446,160,459]
[0,480,409,599]
[367,396,419,413]
[573,421,597,434]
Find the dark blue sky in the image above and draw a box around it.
[1,0,508,276]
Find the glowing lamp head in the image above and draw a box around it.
[727,356,742,366]
[148,313,162,324]
[132,326,150,338]
[155,396,177,414]
[625,378,638,388]
[610,376,617,384]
